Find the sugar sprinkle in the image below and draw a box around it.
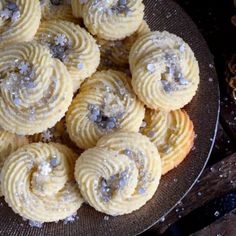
[29,220,43,228]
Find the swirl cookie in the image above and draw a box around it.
[35,20,100,92]
[75,132,161,216]
[129,31,200,111]
[0,129,28,196]
[40,0,79,23]
[1,143,83,222]
[74,0,144,40]
[66,70,145,149]
[141,109,194,175]
[0,0,41,48]
[0,42,73,135]
[98,20,150,68]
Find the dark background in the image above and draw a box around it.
[142,0,236,235]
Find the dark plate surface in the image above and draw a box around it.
[0,0,220,235]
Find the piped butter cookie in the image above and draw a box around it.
[129,31,200,111]
[75,131,161,216]
[1,143,83,222]
[141,109,194,175]
[66,70,145,149]
[0,42,73,135]
[72,0,144,40]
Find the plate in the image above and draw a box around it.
[0,0,220,235]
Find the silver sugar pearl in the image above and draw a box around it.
[119,179,126,188]
[138,187,145,195]
[106,121,116,129]
[50,156,60,167]
[177,77,189,85]
[179,44,185,52]
[214,211,220,217]
[147,63,155,73]
[13,97,21,106]
[124,149,132,157]
[77,63,84,70]
[161,81,173,93]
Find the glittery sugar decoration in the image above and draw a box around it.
[111,0,131,16]
[0,60,36,107]
[0,1,21,23]
[99,170,130,202]
[123,149,154,195]
[98,147,155,202]
[39,33,71,62]
[88,103,121,130]
[88,83,129,131]
[146,45,190,94]
[90,0,131,16]
[37,32,71,62]
[42,130,54,142]
[50,155,60,167]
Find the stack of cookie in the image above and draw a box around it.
[0,0,200,224]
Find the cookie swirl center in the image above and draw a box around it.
[88,83,131,131]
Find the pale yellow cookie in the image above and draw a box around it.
[141,109,194,175]
[129,31,200,111]
[1,143,83,222]
[66,70,145,149]
[0,42,73,135]
[0,129,28,196]
[75,131,161,216]
[75,0,144,40]
[41,0,79,23]
[0,0,41,48]
[98,20,150,67]
[35,20,100,92]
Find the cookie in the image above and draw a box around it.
[35,20,100,92]
[66,70,145,149]
[129,31,200,110]
[141,109,194,175]
[1,143,83,222]
[75,131,161,216]
[73,0,144,40]
[0,42,73,135]
[0,129,28,196]
[0,0,41,47]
